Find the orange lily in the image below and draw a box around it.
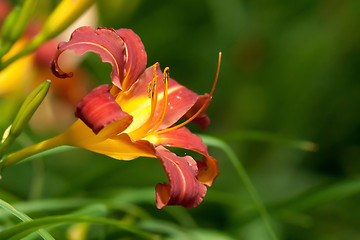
[5,26,220,208]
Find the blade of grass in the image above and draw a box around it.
[214,130,317,152]
[0,199,55,240]
[0,198,92,220]
[0,215,157,240]
[200,134,279,240]
[164,207,198,228]
[241,177,360,225]
[275,176,360,215]
[0,189,21,202]
[139,219,192,240]
[29,158,45,200]
[0,194,150,221]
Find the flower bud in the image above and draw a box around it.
[11,80,51,137]
[0,80,51,157]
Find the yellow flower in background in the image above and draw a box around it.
[0,39,33,96]
[40,0,96,40]
[0,0,97,130]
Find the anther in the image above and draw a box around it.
[148,63,159,98]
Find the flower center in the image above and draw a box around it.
[128,63,169,139]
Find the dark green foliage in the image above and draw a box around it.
[1,0,360,239]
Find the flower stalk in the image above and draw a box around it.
[0,135,66,173]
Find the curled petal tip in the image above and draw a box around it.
[197,155,219,187]
[50,59,74,78]
[150,127,219,187]
[50,26,147,90]
[50,27,126,87]
[155,146,207,208]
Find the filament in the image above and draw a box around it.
[128,63,159,138]
[149,67,169,132]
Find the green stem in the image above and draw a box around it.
[1,34,45,70]
[0,135,16,158]
[0,134,66,172]
[0,215,155,240]
[215,130,317,152]
[201,135,279,240]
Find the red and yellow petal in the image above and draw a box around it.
[155,146,207,209]
[61,119,155,160]
[146,127,219,186]
[83,133,156,160]
[75,84,133,136]
[115,29,147,91]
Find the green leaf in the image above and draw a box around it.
[242,177,360,227]
[213,130,317,152]
[0,199,55,240]
[0,198,92,221]
[0,0,39,58]
[276,177,360,214]
[0,215,157,240]
[200,134,279,240]
[139,219,191,239]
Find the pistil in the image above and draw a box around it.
[149,52,222,136]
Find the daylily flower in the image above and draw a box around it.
[53,27,221,208]
[0,38,33,96]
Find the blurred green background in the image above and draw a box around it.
[1,0,360,239]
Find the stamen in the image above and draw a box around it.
[149,52,222,135]
[148,63,158,98]
[149,63,159,120]
[149,67,169,132]
[128,63,159,138]
[148,82,152,98]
